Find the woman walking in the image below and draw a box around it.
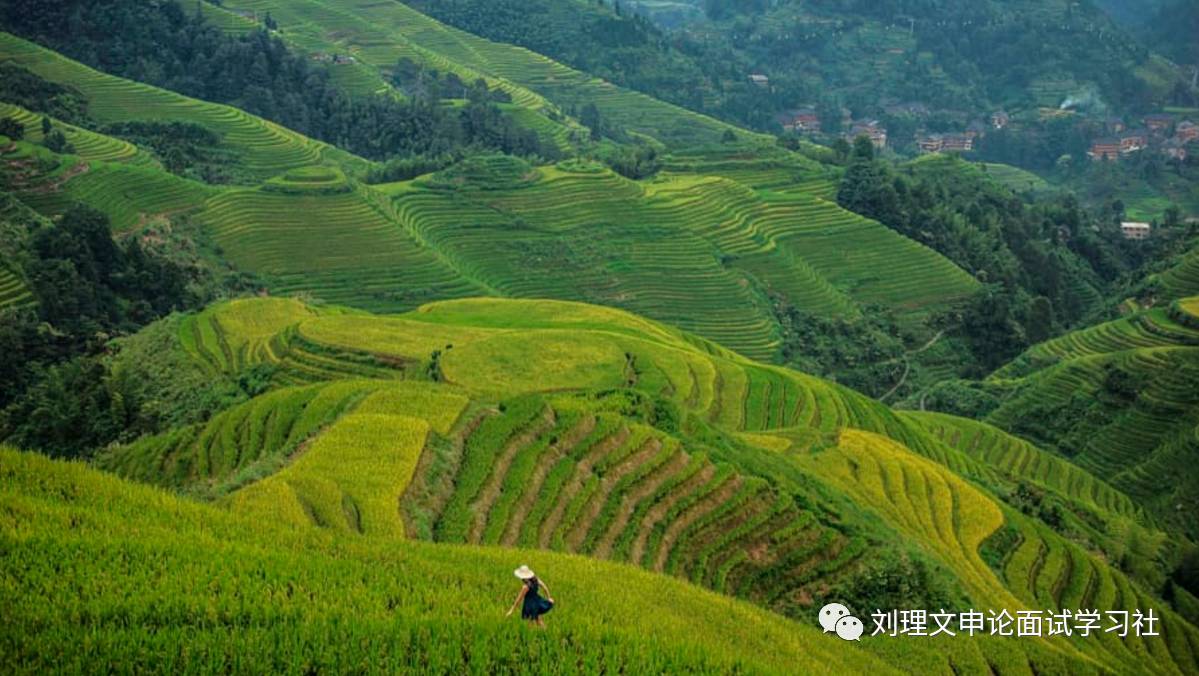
[506,565,554,628]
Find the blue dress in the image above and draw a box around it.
[521,579,554,620]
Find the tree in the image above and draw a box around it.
[580,102,602,140]
[0,117,23,141]
[1026,296,1054,344]
[41,116,51,136]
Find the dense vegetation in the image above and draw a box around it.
[0,0,554,167]
[838,143,1136,370]
[0,197,250,458]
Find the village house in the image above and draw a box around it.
[1088,138,1121,161]
[1120,222,1152,240]
[1164,139,1189,162]
[776,108,820,133]
[940,133,974,152]
[1144,113,1173,134]
[1105,117,1126,134]
[991,110,1010,129]
[917,134,944,153]
[1120,129,1149,154]
[849,120,887,149]
[1176,120,1199,144]
[748,74,770,88]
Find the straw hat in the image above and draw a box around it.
[514,565,535,580]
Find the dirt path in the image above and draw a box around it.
[879,329,946,403]
[467,406,555,543]
[499,414,597,547]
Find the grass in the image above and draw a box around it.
[1,447,902,675]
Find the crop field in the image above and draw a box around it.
[409,397,868,620]
[213,0,755,149]
[978,163,1052,194]
[31,293,1199,673]
[802,429,1199,675]
[1157,246,1199,301]
[229,412,431,537]
[0,102,151,166]
[0,264,32,311]
[197,184,482,312]
[1,140,215,231]
[388,162,977,358]
[992,307,1199,379]
[0,32,370,182]
[908,411,1143,520]
[982,304,1199,537]
[2,448,901,675]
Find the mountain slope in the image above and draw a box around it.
[0,38,982,354]
[0,446,903,675]
[85,295,1199,673]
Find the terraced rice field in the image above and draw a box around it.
[0,264,33,311]
[985,306,1199,537]
[288,297,931,442]
[993,307,1199,379]
[214,0,754,148]
[978,163,1052,194]
[389,165,977,358]
[408,396,867,618]
[0,102,151,165]
[1157,245,1199,301]
[805,430,1199,675]
[8,448,897,675]
[0,32,368,182]
[2,139,214,231]
[908,411,1143,520]
[984,511,1199,675]
[197,184,482,312]
[76,296,1199,673]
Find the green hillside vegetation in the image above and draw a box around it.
[635,0,1193,120]
[85,296,1199,673]
[208,0,757,149]
[1154,239,1199,301]
[0,32,366,183]
[389,159,977,360]
[956,301,1199,540]
[1,138,214,232]
[1,447,905,675]
[1,34,986,370]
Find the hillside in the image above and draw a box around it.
[3,3,1199,672]
[0,33,984,362]
[977,299,1199,539]
[81,295,1199,674]
[631,0,1192,119]
[1,447,901,675]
